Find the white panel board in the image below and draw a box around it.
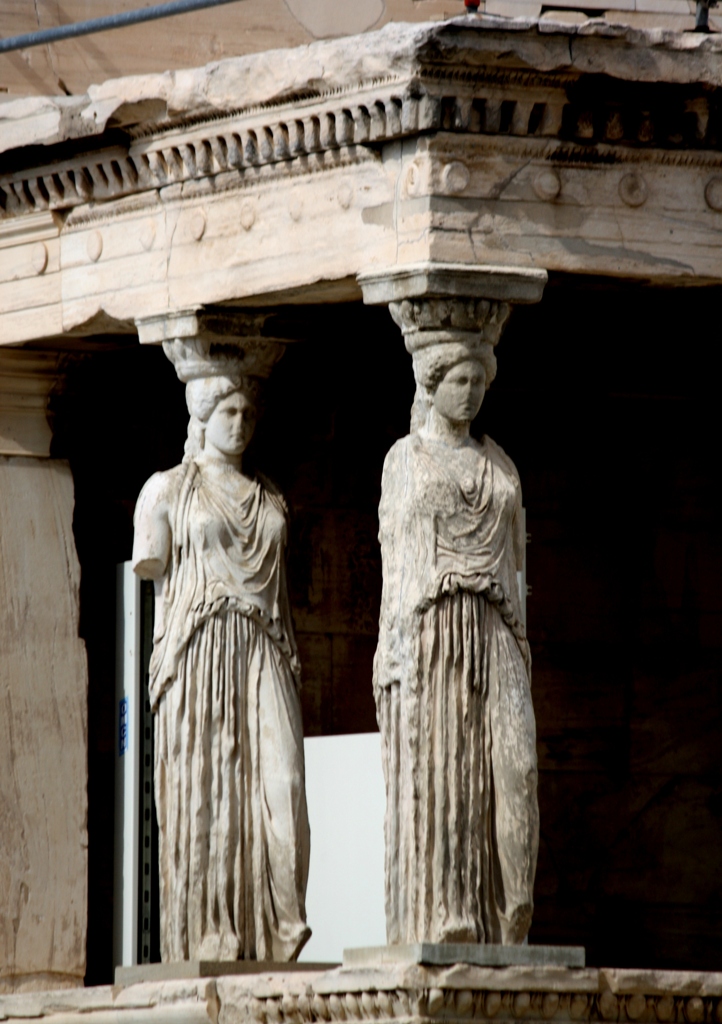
[301,732,386,962]
[113,562,141,968]
[517,506,528,629]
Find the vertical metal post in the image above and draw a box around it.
[138,582,155,963]
[113,563,142,968]
[517,506,529,630]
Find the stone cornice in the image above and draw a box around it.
[1,16,721,347]
[1,16,721,153]
[1,17,722,221]
[358,262,547,305]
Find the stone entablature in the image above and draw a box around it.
[3,41,721,222]
[1,2,718,104]
[2,18,722,219]
[1,17,722,347]
[3,968,722,1024]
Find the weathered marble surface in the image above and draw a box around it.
[115,963,336,985]
[2,15,722,156]
[1,0,714,102]
[0,458,88,992]
[132,327,310,962]
[0,350,67,458]
[3,18,722,348]
[373,295,538,945]
[343,944,585,968]
[3,966,722,1024]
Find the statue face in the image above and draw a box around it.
[204,391,257,456]
[433,359,486,424]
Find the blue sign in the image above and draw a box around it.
[119,696,129,756]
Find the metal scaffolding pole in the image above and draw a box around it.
[0,0,245,55]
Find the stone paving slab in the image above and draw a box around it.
[343,944,586,969]
[115,962,337,986]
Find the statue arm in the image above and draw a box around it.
[375,440,414,693]
[132,471,174,580]
[512,473,525,572]
[485,435,525,571]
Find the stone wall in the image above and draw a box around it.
[54,279,722,981]
[0,457,88,992]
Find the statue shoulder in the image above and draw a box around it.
[135,464,187,523]
[481,435,521,486]
[380,436,419,527]
[256,471,289,518]
[381,434,413,481]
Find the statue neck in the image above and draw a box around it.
[200,440,243,471]
[421,406,471,447]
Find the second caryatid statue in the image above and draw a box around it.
[374,297,539,947]
[132,328,311,963]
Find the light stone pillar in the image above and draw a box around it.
[0,349,88,992]
[133,309,311,965]
[358,262,547,951]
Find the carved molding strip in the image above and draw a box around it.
[0,86,429,219]
[60,145,378,231]
[1,64,720,220]
[2,976,722,1024]
[241,989,722,1024]
[428,133,722,171]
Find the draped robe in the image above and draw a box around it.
[133,456,310,962]
[373,432,539,945]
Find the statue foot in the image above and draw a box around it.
[273,923,312,962]
[499,903,533,945]
[437,919,478,944]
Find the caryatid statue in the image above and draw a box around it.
[373,296,539,946]
[132,324,311,962]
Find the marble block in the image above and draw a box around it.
[115,962,338,986]
[5,963,722,1024]
[0,457,88,992]
[343,944,586,969]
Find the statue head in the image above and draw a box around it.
[410,343,495,432]
[184,375,260,460]
[430,358,487,425]
[389,297,508,434]
[161,328,284,462]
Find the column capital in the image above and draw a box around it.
[358,262,546,392]
[135,308,303,382]
[357,262,547,307]
[0,348,71,458]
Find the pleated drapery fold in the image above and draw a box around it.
[134,456,310,963]
[155,609,310,962]
[374,433,539,946]
[378,592,537,946]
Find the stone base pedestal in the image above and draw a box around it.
[343,944,585,969]
[3,964,722,1024]
[115,961,339,986]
